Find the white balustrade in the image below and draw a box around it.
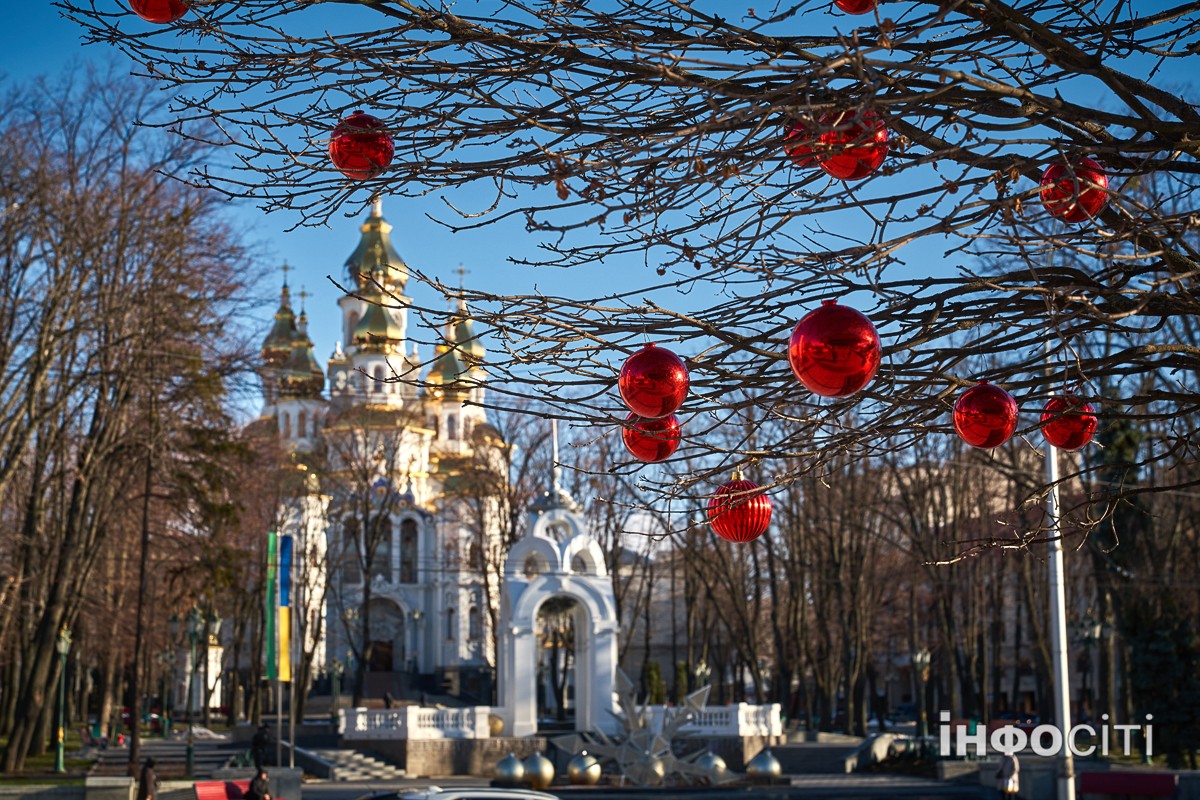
[640,703,782,737]
[340,706,490,740]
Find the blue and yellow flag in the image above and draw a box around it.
[278,534,293,683]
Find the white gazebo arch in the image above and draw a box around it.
[496,479,619,737]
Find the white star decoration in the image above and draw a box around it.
[551,669,738,786]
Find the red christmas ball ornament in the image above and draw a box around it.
[129,0,187,23]
[618,343,689,419]
[834,0,878,13]
[954,381,1019,449]
[1040,157,1109,223]
[707,470,772,544]
[621,413,681,463]
[788,300,881,398]
[329,111,394,180]
[815,110,888,180]
[1040,395,1097,451]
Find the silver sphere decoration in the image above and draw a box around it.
[745,748,782,780]
[522,752,555,790]
[567,752,602,785]
[695,751,728,783]
[494,752,526,782]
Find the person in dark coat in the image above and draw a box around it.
[245,768,271,800]
[251,724,270,769]
[136,757,158,800]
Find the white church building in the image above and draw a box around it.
[255,199,501,705]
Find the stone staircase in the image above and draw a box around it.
[308,748,406,781]
[87,739,236,779]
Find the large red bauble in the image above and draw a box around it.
[834,0,878,13]
[618,343,689,419]
[954,381,1019,449]
[130,0,187,23]
[1041,395,1097,451]
[815,111,888,180]
[621,413,681,463]
[329,111,395,180]
[788,300,881,398]
[708,476,772,544]
[1040,157,1109,223]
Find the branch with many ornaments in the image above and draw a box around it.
[129,0,1112,546]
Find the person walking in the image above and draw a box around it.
[136,757,159,800]
[245,768,271,800]
[996,751,1020,797]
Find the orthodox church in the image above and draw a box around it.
[255,198,501,702]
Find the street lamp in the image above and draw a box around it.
[913,649,931,741]
[158,649,176,738]
[329,659,343,731]
[54,627,72,774]
[183,607,203,778]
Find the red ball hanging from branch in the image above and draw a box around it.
[1040,157,1109,223]
[329,111,395,180]
[618,343,689,419]
[707,470,772,544]
[834,0,878,14]
[788,300,882,398]
[129,0,187,23]
[954,381,1019,449]
[1040,395,1098,451]
[621,413,681,463]
[815,110,888,180]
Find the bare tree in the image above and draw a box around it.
[0,67,256,772]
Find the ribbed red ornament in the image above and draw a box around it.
[954,381,1019,449]
[130,0,187,23]
[1040,157,1109,223]
[621,413,681,463]
[1041,395,1097,451]
[834,0,878,13]
[815,110,888,180]
[708,473,772,544]
[788,300,881,398]
[329,111,394,180]
[618,343,689,419]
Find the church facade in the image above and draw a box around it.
[255,200,502,703]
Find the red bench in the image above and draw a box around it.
[193,781,250,800]
[1079,771,1178,798]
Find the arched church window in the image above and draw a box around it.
[468,606,481,640]
[523,554,543,579]
[446,414,458,440]
[341,516,361,584]
[372,365,385,392]
[311,414,319,437]
[468,542,482,570]
[400,519,418,583]
[298,410,307,438]
[346,311,359,345]
[446,608,455,640]
[369,519,392,583]
[571,555,588,573]
[281,412,291,439]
